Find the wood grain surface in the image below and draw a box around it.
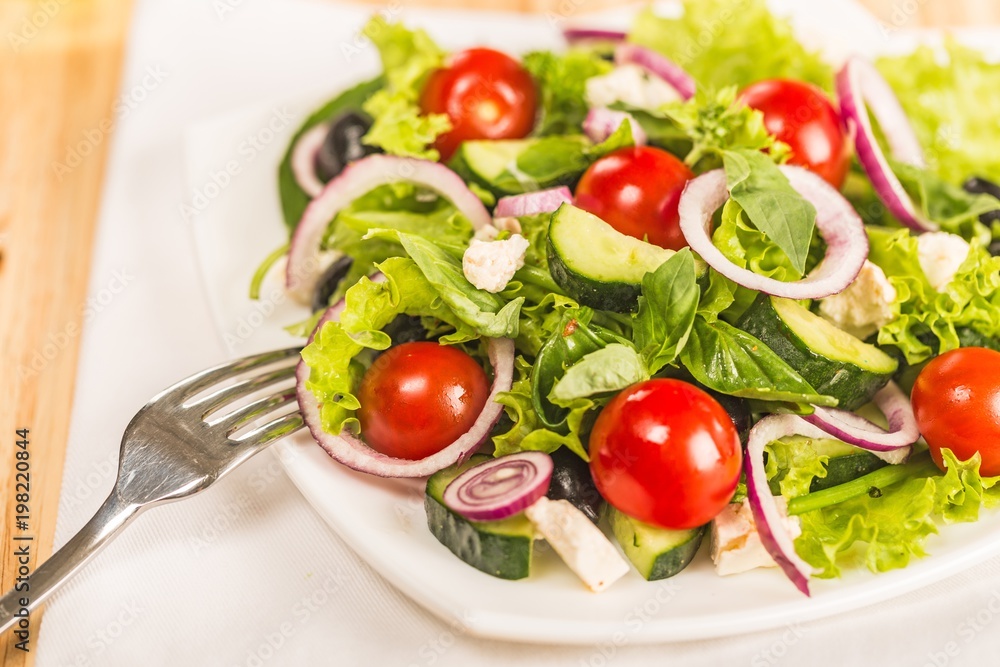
[0,0,995,665]
[0,1,132,664]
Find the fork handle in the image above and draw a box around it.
[0,490,141,635]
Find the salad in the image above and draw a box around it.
[251,0,1000,596]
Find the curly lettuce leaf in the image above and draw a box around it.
[302,257,479,436]
[628,1,832,92]
[868,227,1000,364]
[795,449,1000,578]
[492,357,594,460]
[522,49,613,136]
[360,16,450,159]
[878,40,1000,184]
[765,436,842,498]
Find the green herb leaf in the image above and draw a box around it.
[522,49,613,136]
[723,149,817,275]
[550,344,647,402]
[680,315,836,406]
[632,248,699,373]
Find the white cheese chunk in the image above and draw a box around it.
[524,497,630,592]
[818,260,897,340]
[462,233,529,293]
[711,498,801,577]
[917,231,970,292]
[584,64,681,111]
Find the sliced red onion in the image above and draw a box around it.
[296,331,515,478]
[583,108,647,146]
[614,43,696,100]
[678,165,869,299]
[442,452,553,521]
[745,415,826,596]
[494,187,573,218]
[290,123,330,199]
[286,155,492,302]
[836,57,935,233]
[562,27,627,45]
[802,382,916,465]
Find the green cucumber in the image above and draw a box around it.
[737,294,898,409]
[547,204,677,312]
[457,139,533,185]
[425,456,535,580]
[608,507,705,581]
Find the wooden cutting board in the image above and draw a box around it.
[0,0,994,665]
[0,1,133,665]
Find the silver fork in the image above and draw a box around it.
[0,347,305,635]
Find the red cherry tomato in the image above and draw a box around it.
[740,79,850,189]
[911,347,1000,476]
[357,342,489,460]
[574,146,694,251]
[420,48,537,161]
[588,379,742,530]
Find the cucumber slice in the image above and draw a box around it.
[608,507,705,581]
[425,456,535,580]
[548,204,676,312]
[459,140,533,184]
[737,294,898,409]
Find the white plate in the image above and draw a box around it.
[183,3,1000,644]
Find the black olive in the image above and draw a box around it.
[381,315,428,347]
[962,176,1000,226]
[311,255,354,312]
[546,448,602,524]
[989,240,1000,257]
[703,389,752,445]
[315,111,380,182]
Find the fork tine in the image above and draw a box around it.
[191,365,297,417]
[157,347,300,405]
[214,389,299,433]
[231,411,305,446]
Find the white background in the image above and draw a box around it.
[33,0,1000,665]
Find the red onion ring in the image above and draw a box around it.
[562,27,627,44]
[836,56,935,233]
[802,382,916,464]
[745,414,824,596]
[678,165,869,299]
[286,155,492,302]
[442,452,553,521]
[494,187,573,218]
[583,108,647,146]
[296,290,514,478]
[614,43,696,100]
[290,123,330,199]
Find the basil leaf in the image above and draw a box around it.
[532,313,607,429]
[723,148,817,275]
[367,230,523,338]
[551,344,647,402]
[892,159,1000,240]
[680,316,837,406]
[632,248,699,373]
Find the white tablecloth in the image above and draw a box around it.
[36,1,1000,664]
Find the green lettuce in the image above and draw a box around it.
[627,0,832,92]
[765,436,842,498]
[878,40,1000,185]
[360,17,450,159]
[795,449,1000,578]
[522,49,613,136]
[301,257,479,436]
[868,227,1000,364]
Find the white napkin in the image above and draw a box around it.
[36,0,1000,665]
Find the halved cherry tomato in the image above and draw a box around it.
[588,379,742,530]
[911,347,1000,476]
[740,79,850,189]
[574,146,694,251]
[357,342,489,460]
[420,48,537,161]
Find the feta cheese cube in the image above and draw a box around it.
[711,498,801,577]
[524,497,630,592]
[917,231,970,292]
[584,64,681,111]
[818,260,897,339]
[462,233,530,293]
